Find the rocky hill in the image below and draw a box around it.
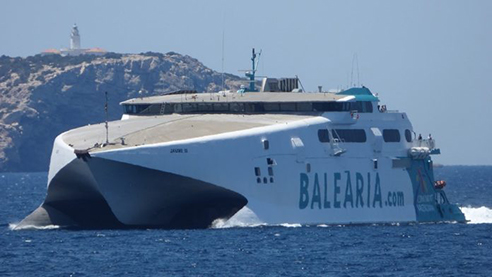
[0,52,244,172]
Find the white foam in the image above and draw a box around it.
[9,223,60,231]
[277,223,302,228]
[211,207,265,228]
[461,206,492,224]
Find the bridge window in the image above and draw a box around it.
[197,103,213,112]
[333,129,367,143]
[296,102,313,111]
[264,103,280,112]
[362,102,373,113]
[123,104,151,114]
[182,103,197,113]
[213,103,229,112]
[230,103,245,113]
[280,102,296,111]
[123,100,375,115]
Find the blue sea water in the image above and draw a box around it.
[1,166,492,276]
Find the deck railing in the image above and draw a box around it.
[413,138,436,149]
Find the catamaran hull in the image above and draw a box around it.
[18,139,247,229]
[17,115,466,230]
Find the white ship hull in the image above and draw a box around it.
[18,109,465,229]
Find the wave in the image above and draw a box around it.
[211,207,265,228]
[10,206,490,230]
[461,206,492,224]
[213,206,492,229]
[9,223,60,231]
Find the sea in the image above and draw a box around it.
[1,166,492,276]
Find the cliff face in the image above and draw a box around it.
[0,52,243,172]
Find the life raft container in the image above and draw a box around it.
[434,180,446,189]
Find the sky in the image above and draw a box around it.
[1,0,491,165]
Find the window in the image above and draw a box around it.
[405,129,412,143]
[197,103,213,112]
[383,129,401,142]
[182,103,197,113]
[262,139,269,150]
[280,102,296,111]
[333,129,367,143]
[318,129,330,143]
[174,103,182,113]
[254,167,261,176]
[296,102,312,111]
[230,103,244,113]
[213,103,229,112]
[264,103,280,111]
[123,104,151,114]
[124,100,376,115]
[363,102,373,113]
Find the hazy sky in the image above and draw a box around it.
[1,0,491,165]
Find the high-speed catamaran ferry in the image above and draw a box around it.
[17,52,465,229]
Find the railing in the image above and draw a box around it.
[378,105,399,113]
[413,138,436,150]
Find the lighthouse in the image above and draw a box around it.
[70,24,81,50]
[41,24,106,56]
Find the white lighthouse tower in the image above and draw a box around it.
[42,24,106,56]
[70,24,81,50]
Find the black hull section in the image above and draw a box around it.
[17,156,247,229]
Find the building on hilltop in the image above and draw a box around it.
[70,24,81,50]
[41,24,107,56]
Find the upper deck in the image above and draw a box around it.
[120,87,379,116]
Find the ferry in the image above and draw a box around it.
[17,50,465,229]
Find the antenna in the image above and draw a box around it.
[243,48,262,92]
[104,91,109,145]
[346,71,350,89]
[250,48,256,91]
[350,53,360,87]
[356,54,360,86]
[221,16,225,92]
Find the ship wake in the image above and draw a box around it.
[212,206,492,229]
[461,206,492,224]
[9,223,60,231]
